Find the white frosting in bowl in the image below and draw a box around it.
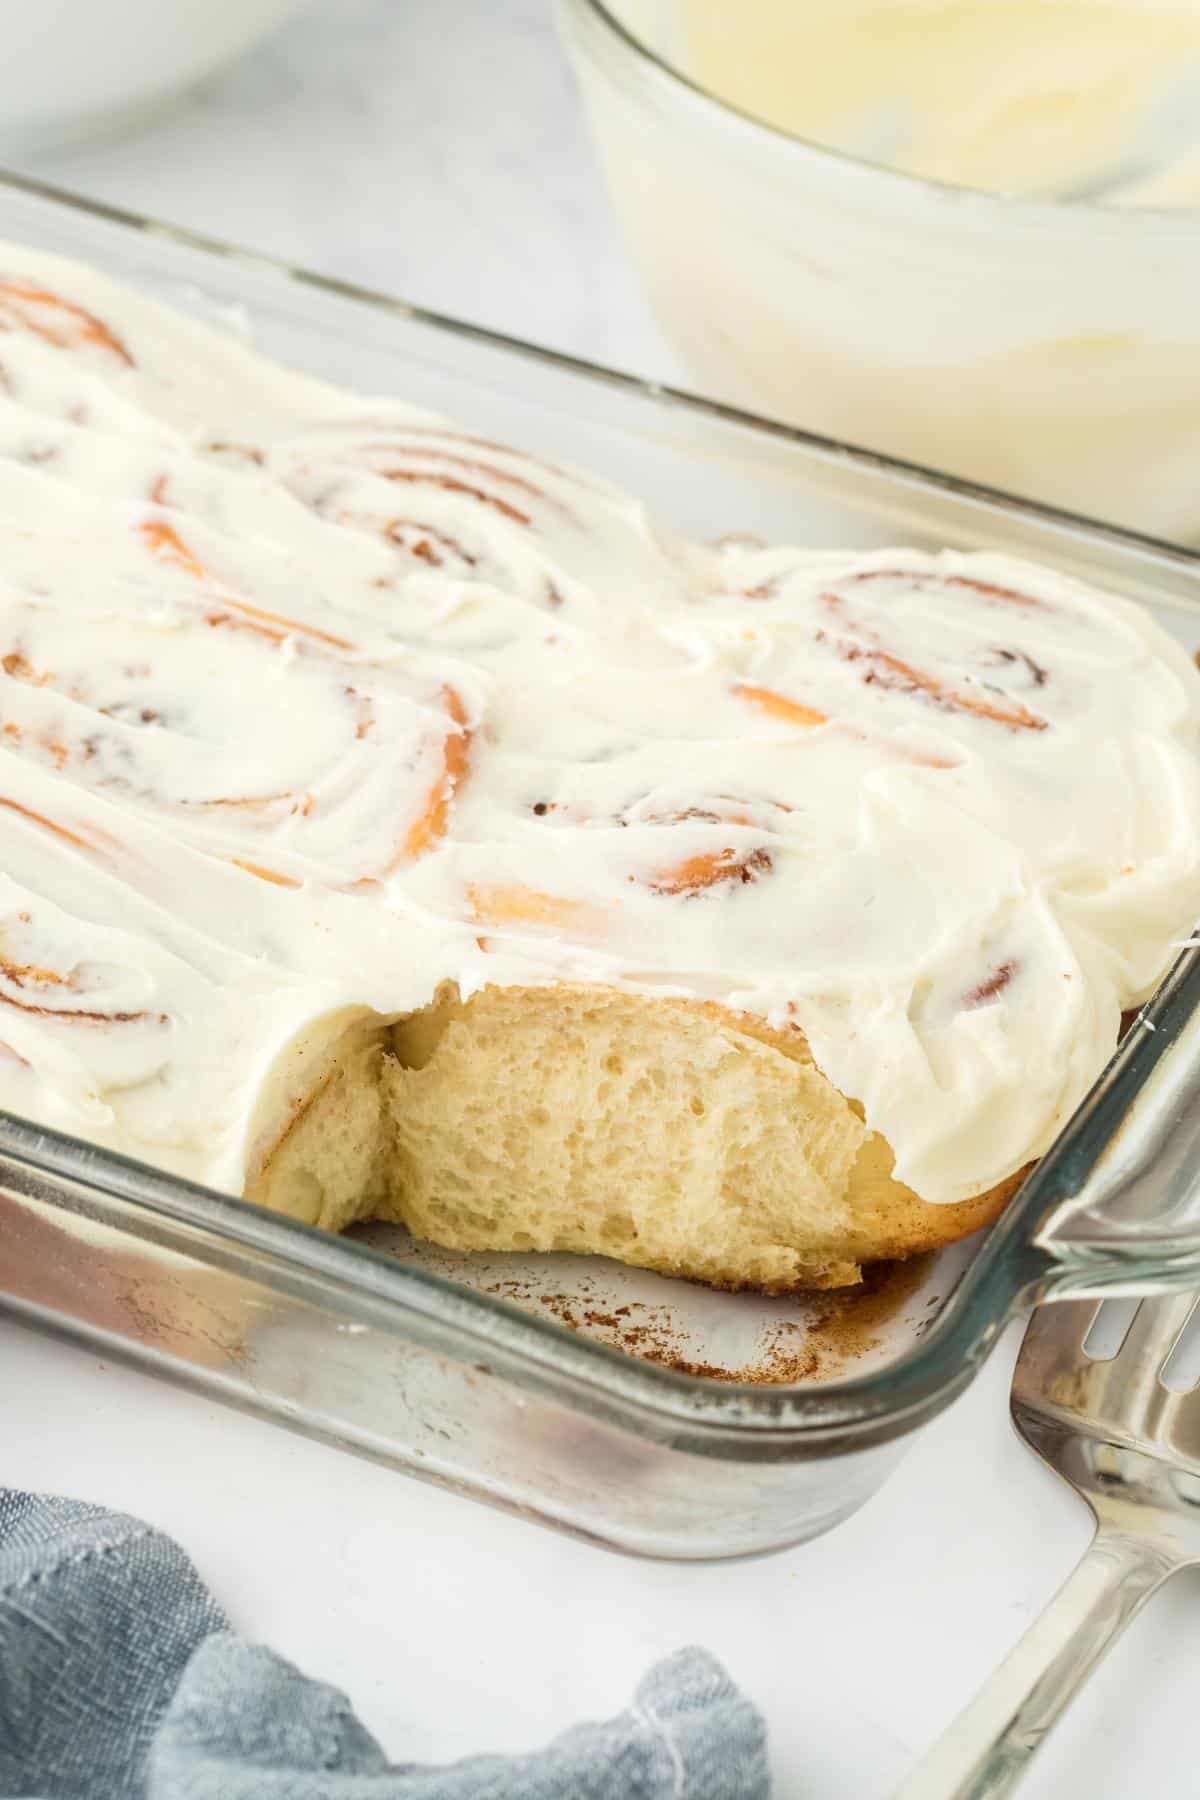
[674,0,1200,206]
[1,243,1198,1205]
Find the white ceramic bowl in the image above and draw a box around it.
[0,0,305,153]
[560,0,1200,542]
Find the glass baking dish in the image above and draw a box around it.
[3,167,1200,1562]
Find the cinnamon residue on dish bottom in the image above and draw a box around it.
[483,1255,936,1385]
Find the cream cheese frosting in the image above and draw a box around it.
[677,0,1200,206]
[1,243,1198,1207]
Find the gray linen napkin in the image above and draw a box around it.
[0,1490,768,1799]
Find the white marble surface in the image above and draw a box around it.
[23,0,676,381]
[4,3,1199,1795]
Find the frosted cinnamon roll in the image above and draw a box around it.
[1,244,1198,1291]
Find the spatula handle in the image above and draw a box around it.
[894,1530,1177,1800]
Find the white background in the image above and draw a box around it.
[5,3,1198,1794]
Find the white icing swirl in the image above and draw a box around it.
[0,243,1198,1205]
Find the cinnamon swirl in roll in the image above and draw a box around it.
[2,244,1199,1291]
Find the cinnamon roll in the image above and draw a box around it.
[2,242,1199,1291]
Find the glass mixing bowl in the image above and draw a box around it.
[559,0,1200,543]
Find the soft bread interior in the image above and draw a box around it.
[385,984,868,1290]
[247,1031,388,1235]
[246,983,1018,1292]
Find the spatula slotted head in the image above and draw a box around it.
[1010,1294,1200,1548]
